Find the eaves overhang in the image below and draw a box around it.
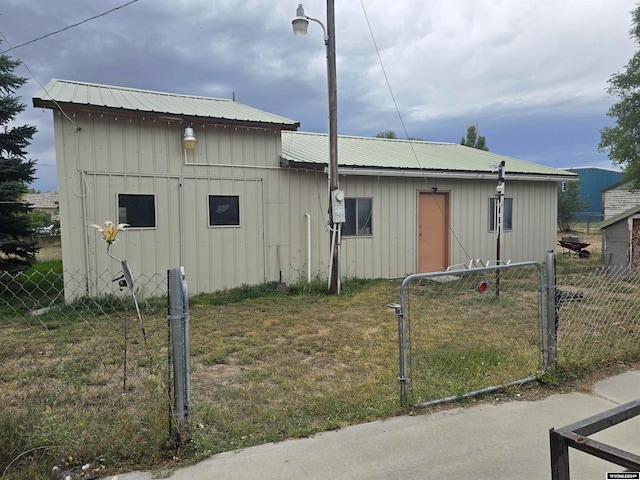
[280,161,578,182]
[33,99,301,131]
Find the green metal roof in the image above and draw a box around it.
[598,204,640,229]
[33,79,300,130]
[281,132,575,181]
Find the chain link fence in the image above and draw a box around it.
[5,256,640,476]
[394,262,547,408]
[0,269,170,479]
[555,264,640,374]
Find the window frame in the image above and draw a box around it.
[208,194,241,228]
[117,193,157,229]
[489,197,513,232]
[343,197,373,237]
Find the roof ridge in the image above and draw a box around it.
[50,78,232,103]
[285,130,454,145]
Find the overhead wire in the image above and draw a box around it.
[0,30,86,197]
[358,0,476,265]
[0,0,141,54]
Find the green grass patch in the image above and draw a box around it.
[3,269,640,478]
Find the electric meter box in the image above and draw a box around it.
[331,190,346,224]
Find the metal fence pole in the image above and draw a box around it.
[168,267,190,441]
[388,300,409,408]
[545,250,557,371]
[181,267,192,419]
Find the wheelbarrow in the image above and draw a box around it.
[558,239,591,258]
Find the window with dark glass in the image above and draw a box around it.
[118,194,156,228]
[489,197,513,231]
[208,195,240,226]
[343,198,372,236]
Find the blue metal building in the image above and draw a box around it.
[561,167,623,222]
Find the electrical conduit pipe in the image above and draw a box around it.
[305,213,311,283]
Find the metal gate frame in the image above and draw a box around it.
[390,254,557,408]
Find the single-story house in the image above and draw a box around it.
[599,204,640,268]
[24,191,59,218]
[33,79,576,298]
[602,180,640,220]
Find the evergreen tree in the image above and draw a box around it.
[460,124,489,151]
[600,6,640,190]
[0,47,38,272]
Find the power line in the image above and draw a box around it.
[0,0,141,54]
[358,0,475,264]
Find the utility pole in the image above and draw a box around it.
[325,0,341,294]
[495,160,505,298]
[292,2,343,294]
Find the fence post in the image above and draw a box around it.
[168,267,190,442]
[545,250,557,371]
[181,267,192,419]
[388,302,409,408]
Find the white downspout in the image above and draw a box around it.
[305,213,311,283]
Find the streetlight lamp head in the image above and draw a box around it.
[292,3,309,35]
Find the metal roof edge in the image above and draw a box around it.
[287,130,454,146]
[32,100,301,130]
[560,166,622,173]
[598,204,640,229]
[314,166,576,182]
[36,78,233,102]
[32,79,300,129]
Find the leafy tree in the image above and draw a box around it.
[460,124,489,151]
[557,181,590,232]
[375,130,398,139]
[0,46,38,272]
[374,130,423,141]
[28,209,60,237]
[600,6,640,190]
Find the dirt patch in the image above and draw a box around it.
[191,363,248,399]
[35,237,62,261]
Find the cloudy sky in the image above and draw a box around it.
[1,0,638,192]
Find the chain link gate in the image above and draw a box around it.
[391,260,553,408]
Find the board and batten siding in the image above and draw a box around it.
[287,173,557,281]
[54,111,284,296]
[53,110,558,297]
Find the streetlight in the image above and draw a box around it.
[292,2,343,294]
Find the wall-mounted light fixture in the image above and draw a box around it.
[183,127,197,151]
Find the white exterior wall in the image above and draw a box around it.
[53,111,558,298]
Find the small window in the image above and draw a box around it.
[118,194,156,228]
[209,195,240,226]
[489,197,513,231]
[343,198,372,236]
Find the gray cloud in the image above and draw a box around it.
[1,0,636,191]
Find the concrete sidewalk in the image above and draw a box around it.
[110,371,640,480]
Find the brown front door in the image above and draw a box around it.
[418,191,449,272]
[631,218,640,269]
